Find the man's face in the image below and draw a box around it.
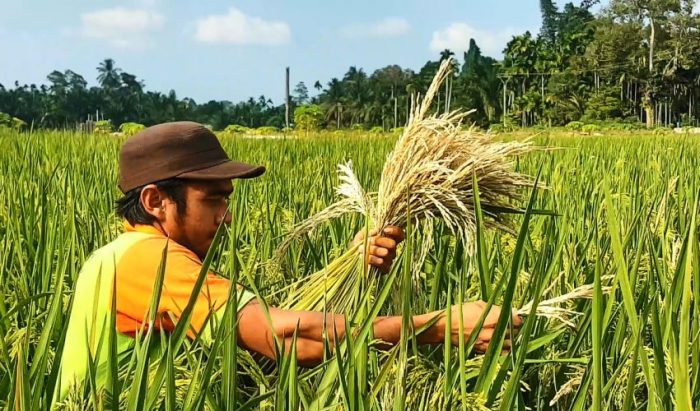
[162,179,233,259]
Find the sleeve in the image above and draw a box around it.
[114,238,256,341]
[156,247,256,340]
[198,286,257,345]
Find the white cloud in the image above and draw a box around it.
[80,8,164,50]
[194,7,290,46]
[341,17,411,39]
[430,23,520,57]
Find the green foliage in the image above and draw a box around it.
[582,87,624,122]
[488,124,506,133]
[369,126,385,134]
[293,104,324,133]
[0,112,26,130]
[565,121,584,131]
[2,128,699,410]
[2,1,700,133]
[581,124,600,134]
[653,126,671,136]
[223,124,251,134]
[253,126,279,135]
[118,122,145,136]
[12,117,26,130]
[93,120,113,134]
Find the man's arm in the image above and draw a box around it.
[236,300,520,367]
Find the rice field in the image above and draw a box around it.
[0,127,699,410]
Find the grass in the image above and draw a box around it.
[0,126,699,410]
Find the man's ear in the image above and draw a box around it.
[140,184,165,221]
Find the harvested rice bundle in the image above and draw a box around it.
[278,59,535,312]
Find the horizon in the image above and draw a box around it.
[0,0,609,105]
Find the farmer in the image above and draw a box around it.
[54,121,521,404]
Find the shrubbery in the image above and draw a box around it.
[294,105,323,133]
[565,121,584,131]
[223,124,251,134]
[93,120,113,134]
[0,112,26,130]
[254,126,280,135]
[119,122,145,136]
[581,124,600,134]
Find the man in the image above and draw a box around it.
[54,121,521,404]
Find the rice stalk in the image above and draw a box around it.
[278,58,537,312]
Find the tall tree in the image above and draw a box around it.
[96,59,122,90]
[293,82,309,104]
[540,0,560,44]
[608,0,681,127]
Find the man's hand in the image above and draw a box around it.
[352,226,405,273]
[439,301,522,353]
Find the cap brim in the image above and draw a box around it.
[177,160,265,180]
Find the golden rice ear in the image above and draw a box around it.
[274,161,375,260]
[336,161,375,218]
[273,197,357,260]
[279,55,540,312]
[518,279,613,327]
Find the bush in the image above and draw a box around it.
[581,124,600,135]
[565,121,584,131]
[389,127,404,135]
[119,122,145,136]
[351,124,365,131]
[223,124,250,134]
[254,126,279,135]
[0,112,26,131]
[294,104,324,133]
[680,113,698,127]
[369,126,384,134]
[94,120,113,134]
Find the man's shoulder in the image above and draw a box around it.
[104,231,200,267]
[78,232,202,285]
[88,231,157,259]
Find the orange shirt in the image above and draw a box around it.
[54,222,255,405]
[116,223,236,337]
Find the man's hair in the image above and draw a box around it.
[115,178,188,225]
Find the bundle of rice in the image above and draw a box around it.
[277,59,535,312]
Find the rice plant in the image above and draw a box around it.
[1,121,699,409]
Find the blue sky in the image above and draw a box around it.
[1,0,599,104]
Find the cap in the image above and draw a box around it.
[118,121,265,193]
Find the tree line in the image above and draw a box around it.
[1,0,699,131]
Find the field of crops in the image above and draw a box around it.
[0,128,699,410]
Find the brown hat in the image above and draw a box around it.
[118,121,265,193]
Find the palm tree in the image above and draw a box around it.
[322,78,345,128]
[342,67,370,125]
[439,49,455,62]
[96,59,122,90]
